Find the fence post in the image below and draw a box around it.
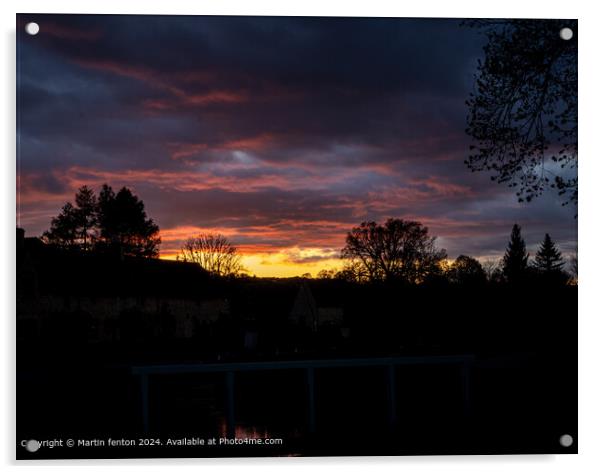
[140,374,149,433]
[387,364,397,428]
[462,360,472,418]
[226,371,236,438]
[306,367,316,433]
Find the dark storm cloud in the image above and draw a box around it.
[17,14,577,262]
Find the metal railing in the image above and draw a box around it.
[132,354,476,436]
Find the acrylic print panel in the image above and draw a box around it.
[16,14,577,459]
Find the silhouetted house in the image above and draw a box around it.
[243,330,259,351]
[16,228,228,343]
[224,279,298,353]
[289,282,344,331]
[289,283,318,330]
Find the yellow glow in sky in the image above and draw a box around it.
[161,247,343,278]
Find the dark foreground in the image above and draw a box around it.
[17,243,577,458]
[17,289,577,458]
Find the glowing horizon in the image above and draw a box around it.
[160,248,344,278]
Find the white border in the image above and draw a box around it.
[2,1,601,473]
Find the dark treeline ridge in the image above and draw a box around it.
[38,185,576,286]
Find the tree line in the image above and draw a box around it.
[323,219,573,286]
[173,219,574,285]
[40,186,575,285]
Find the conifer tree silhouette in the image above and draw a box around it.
[502,224,529,283]
[534,233,564,274]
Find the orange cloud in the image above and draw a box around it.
[219,133,275,151]
[183,90,248,106]
[142,99,173,111]
[167,134,275,160]
[72,58,248,113]
[409,176,476,198]
[73,59,160,85]
[170,134,276,160]
[157,218,353,259]
[353,176,476,216]
[60,166,295,193]
[169,143,210,160]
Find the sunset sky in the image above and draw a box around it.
[16,14,577,277]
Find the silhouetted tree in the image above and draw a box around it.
[502,224,529,283]
[43,184,160,257]
[74,185,97,251]
[317,269,336,279]
[178,233,243,277]
[43,186,97,250]
[96,185,161,258]
[447,255,487,285]
[482,258,503,283]
[43,202,79,249]
[570,255,577,275]
[569,254,578,283]
[334,261,369,283]
[465,20,577,206]
[341,219,447,284]
[533,233,564,273]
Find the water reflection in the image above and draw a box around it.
[218,418,272,439]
